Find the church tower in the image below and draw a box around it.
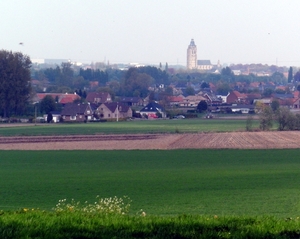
[187,39,197,70]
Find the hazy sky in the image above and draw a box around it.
[1,0,300,67]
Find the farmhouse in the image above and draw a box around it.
[60,103,93,122]
[139,102,166,118]
[96,102,132,120]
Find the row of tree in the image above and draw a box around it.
[258,104,300,131]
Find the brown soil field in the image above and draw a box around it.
[0,131,300,150]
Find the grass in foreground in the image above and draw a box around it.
[1,149,300,217]
[0,118,260,136]
[1,211,300,239]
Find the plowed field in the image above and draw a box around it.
[1,131,300,150]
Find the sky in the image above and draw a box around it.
[1,0,300,67]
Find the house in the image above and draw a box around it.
[119,97,144,106]
[86,92,112,104]
[96,102,132,120]
[293,98,300,109]
[293,91,300,99]
[272,94,294,107]
[139,102,166,118]
[246,93,262,104]
[180,95,206,107]
[226,91,247,104]
[230,104,255,114]
[60,103,93,122]
[203,93,223,104]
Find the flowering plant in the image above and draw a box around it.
[53,195,131,215]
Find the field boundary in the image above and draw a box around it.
[1,131,300,150]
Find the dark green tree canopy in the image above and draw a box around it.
[271,99,280,112]
[40,95,56,114]
[294,71,300,82]
[200,81,210,89]
[288,67,293,83]
[0,50,31,117]
[47,112,53,123]
[197,100,208,113]
[185,86,195,96]
[121,67,153,97]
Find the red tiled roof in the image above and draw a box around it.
[232,91,247,98]
[59,94,80,104]
[168,96,184,102]
[36,93,80,103]
[90,81,99,87]
[249,82,261,88]
[293,91,300,98]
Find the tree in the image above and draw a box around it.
[197,100,208,113]
[164,86,173,96]
[40,95,56,114]
[47,112,53,123]
[221,67,234,82]
[270,72,286,84]
[185,86,195,96]
[294,71,300,82]
[288,67,293,83]
[216,81,230,95]
[275,107,291,131]
[200,81,210,89]
[259,106,273,130]
[0,50,32,117]
[246,115,254,131]
[165,62,168,72]
[262,88,274,97]
[271,99,280,112]
[121,67,153,97]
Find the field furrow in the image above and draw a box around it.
[1,131,300,150]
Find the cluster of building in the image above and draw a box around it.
[34,92,166,123]
[26,39,300,123]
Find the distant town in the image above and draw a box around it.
[1,39,300,130]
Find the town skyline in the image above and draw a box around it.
[2,1,300,67]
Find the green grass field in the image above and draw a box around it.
[1,149,300,218]
[0,118,260,136]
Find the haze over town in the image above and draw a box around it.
[2,0,300,67]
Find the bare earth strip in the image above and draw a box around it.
[1,131,300,150]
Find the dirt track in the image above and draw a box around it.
[1,131,300,150]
